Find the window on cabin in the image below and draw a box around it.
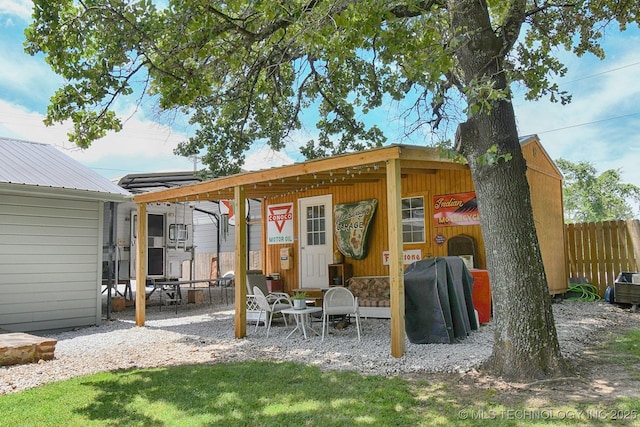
[402,196,425,243]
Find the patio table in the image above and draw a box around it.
[281,306,322,339]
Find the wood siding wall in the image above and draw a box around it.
[0,193,101,332]
[262,168,485,292]
[261,140,566,296]
[565,219,640,296]
[523,142,568,294]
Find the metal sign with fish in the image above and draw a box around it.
[432,192,480,227]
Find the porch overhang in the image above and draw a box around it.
[133,145,466,203]
[132,144,467,358]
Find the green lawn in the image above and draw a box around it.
[1,330,639,427]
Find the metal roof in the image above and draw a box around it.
[0,137,131,200]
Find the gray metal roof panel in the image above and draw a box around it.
[0,137,131,197]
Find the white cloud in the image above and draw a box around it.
[0,98,301,180]
[0,50,60,101]
[0,100,195,180]
[514,44,640,188]
[0,0,32,21]
[244,145,296,171]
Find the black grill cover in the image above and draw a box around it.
[404,256,478,344]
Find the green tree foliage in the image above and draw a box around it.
[557,158,640,222]
[24,1,640,380]
[25,1,637,175]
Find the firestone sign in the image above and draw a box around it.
[267,203,294,244]
[382,249,422,265]
[433,191,480,227]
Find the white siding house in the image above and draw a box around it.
[0,137,131,332]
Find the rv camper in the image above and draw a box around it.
[103,201,194,288]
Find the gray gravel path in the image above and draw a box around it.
[1,299,639,395]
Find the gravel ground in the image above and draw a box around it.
[2,298,639,395]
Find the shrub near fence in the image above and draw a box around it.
[565,219,640,296]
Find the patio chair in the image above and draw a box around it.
[322,287,361,341]
[253,286,293,337]
[246,270,290,302]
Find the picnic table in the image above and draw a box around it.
[149,278,233,313]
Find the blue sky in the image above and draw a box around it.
[1,1,639,207]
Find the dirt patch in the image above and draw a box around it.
[407,309,640,412]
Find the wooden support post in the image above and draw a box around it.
[261,200,268,274]
[235,185,248,338]
[386,158,405,357]
[135,203,147,326]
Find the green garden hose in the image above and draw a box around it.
[565,282,601,301]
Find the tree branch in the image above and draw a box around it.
[525,2,577,18]
[309,60,361,132]
[500,0,526,53]
[389,0,445,18]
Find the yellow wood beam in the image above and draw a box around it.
[386,158,405,357]
[130,145,471,205]
[400,159,467,171]
[133,146,404,204]
[135,203,147,326]
[235,185,248,338]
[397,145,451,162]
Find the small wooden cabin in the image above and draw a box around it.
[255,135,567,295]
[133,134,567,357]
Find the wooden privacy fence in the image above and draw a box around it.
[565,219,640,296]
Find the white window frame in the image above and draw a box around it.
[402,195,425,244]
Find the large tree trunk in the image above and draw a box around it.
[449,0,570,380]
[457,104,570,379]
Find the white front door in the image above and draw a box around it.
[298,195,333,288]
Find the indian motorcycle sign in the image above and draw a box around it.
[267,202,294,244]
[433,191,480,227]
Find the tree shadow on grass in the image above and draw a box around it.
[3,358,639,426]
[74,361,423,426]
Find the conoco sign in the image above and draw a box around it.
[267,202,294,244]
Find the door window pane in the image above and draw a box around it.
[306,205,326,246]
